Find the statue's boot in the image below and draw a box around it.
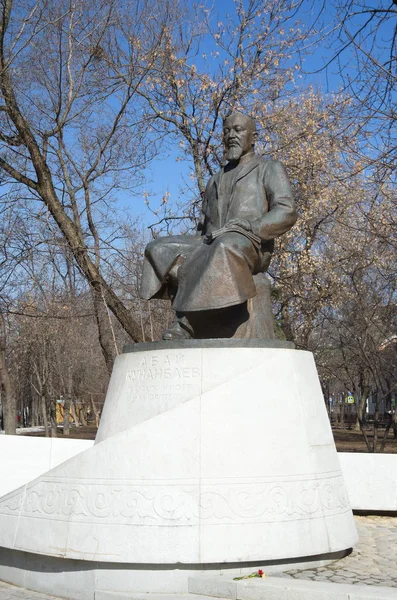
[162,314,194,340]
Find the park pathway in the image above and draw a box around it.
[278,515,397,588]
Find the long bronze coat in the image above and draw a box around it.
[140,155,297,312]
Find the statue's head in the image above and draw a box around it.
[223,112,257,162]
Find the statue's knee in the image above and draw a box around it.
[213,236,232,252]
[212,233,246,255]
[213,238,225,250]
[144,240,159,259]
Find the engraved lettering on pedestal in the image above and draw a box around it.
[124,353,201,406]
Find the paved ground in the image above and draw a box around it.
[0,516,396,599]
[279,515,397,588]
[0,582,55,600]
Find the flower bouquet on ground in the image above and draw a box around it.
[233,569,265,580]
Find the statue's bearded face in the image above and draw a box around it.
[223,114,256,162]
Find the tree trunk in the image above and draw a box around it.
[340,399,345,429]
[63,366,73,436]
[392,411,397,439]
[380,413,392,453]
[90,396,100,428]
[280,302,294,343]
[63,397,71,436]
[373,424,378,453]
[91,289,117,375]
[354,394,366,431]
[79,405,87,426]
[49,397,57,438]
[1,372,16,434]
[71,403,80,427]
[0,312,16,434]
[41,394,49,437]
[355,389,371,452]
[32,396,39,427]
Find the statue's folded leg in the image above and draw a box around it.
[163,232,263,339]
[172,232,261,312]
[140,235,201,300]
[140,232,272,340]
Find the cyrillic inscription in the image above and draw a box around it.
[126,354,201,382]
[124,353,201,404]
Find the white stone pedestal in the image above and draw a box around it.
[0,341,357,599]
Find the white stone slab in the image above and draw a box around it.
[190,575,397,600]
[236,577,397,600]
[96,595,217,600]
[0,436,93,497]
[338,453,397,511]
[189,575,238,598]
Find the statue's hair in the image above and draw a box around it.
[223,111,257,133]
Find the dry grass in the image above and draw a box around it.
[333,427,397,453]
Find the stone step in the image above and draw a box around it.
[94,576,397,600]
[95,594,222,600]
[188,575,397,600]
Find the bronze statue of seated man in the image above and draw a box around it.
[140,112,297,340]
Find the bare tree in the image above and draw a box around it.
[311,0,396,182]
[0,0,173,359]
[0,311,16,434]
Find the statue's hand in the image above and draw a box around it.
[226,218,252,231]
